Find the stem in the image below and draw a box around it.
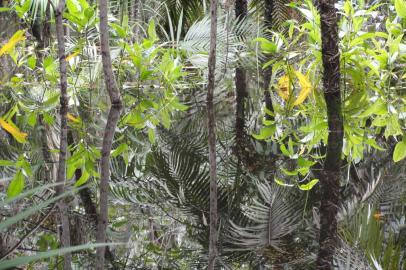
[55,0,72,268]
[207,0,218,269]
[95,0,123,266]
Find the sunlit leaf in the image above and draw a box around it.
[277,75,291,101]
[393,140,406,162]
[74,170,90,187]
[0,118,28,143]
[0,30,25,57]
[395,0,406,18]
[298,179,319,191]
[293,71,312,106]
[67,113,81,123]
[7,170,25,198]
[252,126,276,140]
[65,51,80,61]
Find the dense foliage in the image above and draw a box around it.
[0,0,405,269]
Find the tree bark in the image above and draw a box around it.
[316,1,343,269]
[95,0,123,267]
[207,0,218,269]
[263,0,274,119]
[234,0,248,158]
[55,0,72,268]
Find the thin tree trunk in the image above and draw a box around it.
[316,1,343,269]
[55,0,72,268]
[263,0,274,119]
[96,0,123,266]
[207,0,218,269]
[67,131,119,269]
[234,0,248,158]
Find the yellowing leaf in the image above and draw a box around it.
[293,71,312,106]
[0,30,26,57]
[67,113,80,123]
[277,70,312,107]
[277,75,291,101]
[65,51,80,61]
[0,119,28,143]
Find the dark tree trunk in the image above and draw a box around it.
[234,0,248,158]
[263,0,274,119]
[55,0,72,268]
[207,0,218,269]
[316,1,343,269]
[96,0,123,266]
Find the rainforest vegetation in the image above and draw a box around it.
[0,0,406,269]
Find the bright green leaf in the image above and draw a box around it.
[393,140,406,162]
[298,179,319,191]
[7,170,25,198]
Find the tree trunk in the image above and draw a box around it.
[55,0,72,268]
[95,0,123,266]
[67,131,118,269]
[234,0,248,158]
[263,0,274,119]
[316,1,343,269]
[207,0,218,269]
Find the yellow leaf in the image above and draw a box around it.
[276,70,312,107]
[65,51,79,61]
[277,75,291,101]
[0,30,26,57]
[0,118,28,143]
[293,71,312,106]
[67,113,80,123]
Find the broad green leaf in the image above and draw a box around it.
[395,0,406,18]
[393,140,406,162]
[280,144,291,157]
[74,170,90,187]
[111,143,128,158]
[253,37,277,53]
[298,179,319,191]
[7,171,25,198]
[252,126,276,140]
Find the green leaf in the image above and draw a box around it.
[298,179,319,191]
[148,20,157,41]
[7,170,25,198]
[393,140,406,162]
[0,160,15,166]
[252,126,276,140]
[111,143,128,158]
[74,170,90,187]
[280,144,291,157]
[395,0,406,18]
[148,128,156,144]
[274,178,294,187]
[27,55,36,69]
